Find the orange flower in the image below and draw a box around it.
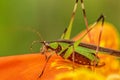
[0,22,120,80]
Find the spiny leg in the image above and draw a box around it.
[38,53,53,78]
[61,0,78,39]
[80,0,93,43]
[94,15,105,66]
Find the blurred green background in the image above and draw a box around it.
[0,0,120,56]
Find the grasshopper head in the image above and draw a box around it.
[40,41,50,53]
[40,41,62,54]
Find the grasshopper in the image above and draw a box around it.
[31,0,120,78]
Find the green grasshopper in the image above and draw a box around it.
[31,0,120,78]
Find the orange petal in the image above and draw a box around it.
[0,54,45,80]
[0,53,76,80]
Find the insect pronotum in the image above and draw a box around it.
[30,0,120,78]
